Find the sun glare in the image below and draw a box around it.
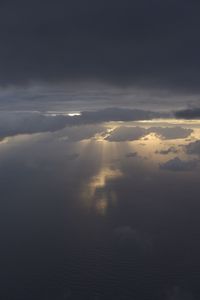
[68,112,81,117]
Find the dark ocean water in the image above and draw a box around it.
[1,119,200,299]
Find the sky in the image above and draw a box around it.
[1,0,200,112]
[2,1,200,300]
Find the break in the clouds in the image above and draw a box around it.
[1,0,200,93]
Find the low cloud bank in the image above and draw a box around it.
[106,126,192,142]
[175,108,200,119]
[0,108,164,138]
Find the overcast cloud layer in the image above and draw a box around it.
[1,0,200,93]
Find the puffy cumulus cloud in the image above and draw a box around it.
[106,126,193,142]
[1,0,200,93]
[160,157,199,172]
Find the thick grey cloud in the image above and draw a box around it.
[106,126,193,142]
[59,125,106,142]
[175,108,200,119]
[0,108,162,138]
[160,157,198,172]
[106,126,147,141]
[186,140,200,155]
[1,84,199,112]
[151,127,193,140]
[0,111,73,137]
[80,107,162,122]
[1,0,200,92]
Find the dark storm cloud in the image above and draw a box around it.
[1,0,200,91]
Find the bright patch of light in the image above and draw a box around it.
[83,167,122,215]
[68,112,81,117]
